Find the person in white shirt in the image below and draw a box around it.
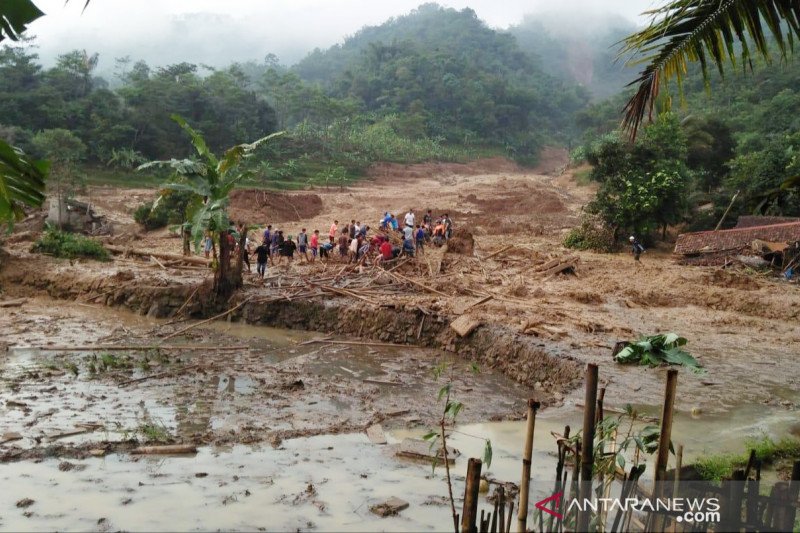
[404,209,415,228]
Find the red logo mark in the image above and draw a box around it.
[535,491,563,519]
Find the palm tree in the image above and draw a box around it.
[139,114,282,296]
[620,0,800,139]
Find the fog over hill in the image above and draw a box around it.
[26,0,652,73]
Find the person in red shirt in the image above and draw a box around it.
[309,229,320,263]
[379,240,393,264]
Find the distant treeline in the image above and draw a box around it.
[1,3,620,180]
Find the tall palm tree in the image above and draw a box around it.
[139,115,282,295]
[620,0,800,139]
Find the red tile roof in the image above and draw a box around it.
[674,221,800,255]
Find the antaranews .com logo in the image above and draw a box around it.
[535,492,721,525]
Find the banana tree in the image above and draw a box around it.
[0,1,48,230]
[0,140,48,231]
[139,114,283,295]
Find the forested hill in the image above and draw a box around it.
[290,3,590,161]
[1,2,599,181]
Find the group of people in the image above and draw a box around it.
[212,208,456,279]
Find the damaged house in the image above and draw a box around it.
[674,217,800,274]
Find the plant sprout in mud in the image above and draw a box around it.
[423,360,492,533]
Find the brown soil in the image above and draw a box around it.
[229,189,323,224]
[2,149,799,447]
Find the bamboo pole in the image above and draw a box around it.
[516,399,540,533]
[131,444,197,455]
[462,458,483,533]
[651,369,678,531]
[483,245,513,261]
[106,244,210,266]
[161,297,251,341]
[497,486,505,533]
[386,269,450,297]
[783,461,800,531]
[714,190,740,231]
[672,444,684,500]
[654,370,678,482]
[16,344,246,352]
[577,363,598,533]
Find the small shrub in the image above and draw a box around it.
[133,190,192,231]
[563,216,614,252]
[32,227,110,261]
[693,436,800,481]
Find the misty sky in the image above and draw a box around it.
[26,0,657,72]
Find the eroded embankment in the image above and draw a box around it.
[2,261,582,395]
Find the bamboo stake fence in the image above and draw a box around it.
[452,364,800,533]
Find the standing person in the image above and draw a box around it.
[349,232,359,262]
[357,236,370,262]
[329,220,338,241]
[297,228,309,263]
[359,224,368,238]
[423,209,432,228]
[280,234,297,265]
[203,231,213,259]
[432,219,445,246]
[630,236,645,263]
[309,229,320,263]
[381,212,392,230]
[254,240,269,278]
[241,231,252,272]
[415,224,426,255]
[269,229,280,265]
[403,223,414,242]
[404,209,415,229]
[349,219,357,240]
[262,224,272,245]
[389,214,399,232]
[443,214,453,240]
[226,229,237,259]
[338,229,350,261]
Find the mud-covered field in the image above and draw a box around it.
[1,152,799,529]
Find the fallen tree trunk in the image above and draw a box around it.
[131,444,198,455]
[0,298,27,308]
[106,245,210,266]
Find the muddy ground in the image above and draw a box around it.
[0,298,532,462]
[2,148,799,461]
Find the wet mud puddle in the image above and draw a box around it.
[2,300,798,531]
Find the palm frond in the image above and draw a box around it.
[217,131,285,176]
[620,0,800,139]
[170,114,219,170]
[0,139,48,229]
[0,0,45,43]
[137,158,208,176]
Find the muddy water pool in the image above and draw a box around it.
[3,406,797,531]
[2,300,798,531]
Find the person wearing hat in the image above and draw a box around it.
[630,236,645,262]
